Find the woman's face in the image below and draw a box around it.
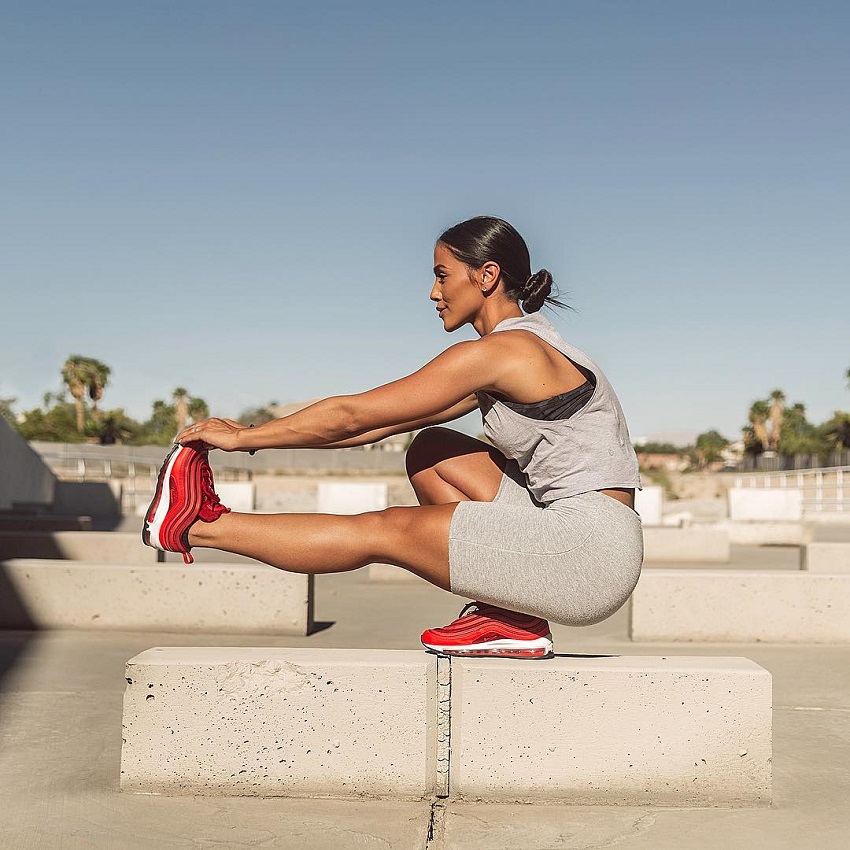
[431,242,483,332]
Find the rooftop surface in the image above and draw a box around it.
[1,544,849,849]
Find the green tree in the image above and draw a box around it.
[0,395,16,426]
[173,387,189,432]
[138,399,178,446]
[97,409,140,445]
[747,400,771,453]
[822,411,850,451]
[777,402,822,456]
[188,396,209,423]
[62,356,90,433]
[86,358,111,421]
[237,402,279,426]
[768,390,785,451]
[17,397,84,442]
[695,429,729,468]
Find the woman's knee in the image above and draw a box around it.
[405,426,464,479]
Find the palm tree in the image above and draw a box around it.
[823,411,850,451]
[188,396,209,423]
[768,390,785,451]
[62,356,91,433]
[173,388,189,432]
[86,358,111,421]
[748,400,771,452]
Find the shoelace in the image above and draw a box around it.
[200,462,223,508]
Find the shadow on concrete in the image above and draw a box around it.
[552,653,618,659]
[309,620,335,635]
[0,562,37,694]
[0,562,37,632]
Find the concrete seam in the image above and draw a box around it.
[435,655,451,798]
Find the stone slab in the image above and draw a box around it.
[630,570,850,642]
[635,486,663,526]
[728,488,803,521]
[0,560,312,634]
[317,482,388,514]
[0,531,159,563]
[643,527,730,562]
[120,647,437,799]
[803,542,850,573]
[449,656,771,806]
[215,481,256,512]
[710,520,810,546]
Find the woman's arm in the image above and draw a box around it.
[313,393,479,448]
[178,338,501,452]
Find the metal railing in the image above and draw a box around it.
[35,448,252,513]
[733,466,849,514]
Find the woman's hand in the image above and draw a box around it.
[175,418,247,452]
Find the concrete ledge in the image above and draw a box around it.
[630,570,850,642]
[0,531,160,563]
[729,488,803,521]
[710,520,810,546]
[803,542,850,573]
[0,560,313,634]
[643,527,730,562]
[120,648,437,798]
[450,656,771,806]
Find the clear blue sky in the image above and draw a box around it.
[2,1,848,442]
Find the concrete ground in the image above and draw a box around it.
[2,544,850,849]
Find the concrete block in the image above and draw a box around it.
[643,527,730,562]
[449,656,771,805]
[120,648,437,798]
[215,481,256,512]
[630,570,850,642]
[729,488,803,521]
[52,481,121,517]
[635,486,663,526]
[804,542,850,573]
[0,560,312,634]
[317,482,388,515]
[367,562,424,582]
[711,520,809,546]
[0,531,159,563]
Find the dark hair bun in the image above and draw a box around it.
[521,269,553,313]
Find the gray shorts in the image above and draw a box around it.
[448,461,644,626]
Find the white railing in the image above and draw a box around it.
[733,466,849,514]
[35,449,252,513]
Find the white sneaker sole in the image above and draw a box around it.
[422,635,554,659]
[142,445,182,551]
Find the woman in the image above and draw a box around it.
[143,216,643,659]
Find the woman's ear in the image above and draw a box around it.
[480,261,501,293]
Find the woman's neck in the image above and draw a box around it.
[473,302,524,337]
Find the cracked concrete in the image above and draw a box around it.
[2,541,850,848]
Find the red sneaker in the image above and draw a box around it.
[142,443,230,564]
[421,602,554,659]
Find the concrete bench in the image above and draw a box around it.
[0,531,160,563]
[630,570,850,642]
[642,527,730,562]
[0,560,312,634]
[709,520,810,546]
[121,648,438,799]
[728,488,803,521]
[803,542,850,573]
[367,562,423,582]
[317,482,388,514]
[121,648,771,806]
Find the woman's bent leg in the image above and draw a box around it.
[188,504,457,590]
[406,427,507,505]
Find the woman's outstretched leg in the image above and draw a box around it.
[187,505,456,590]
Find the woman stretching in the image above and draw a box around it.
[143,216,643,659]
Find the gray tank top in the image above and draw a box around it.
[477,312,641,503]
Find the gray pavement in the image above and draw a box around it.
[2,548,850,849]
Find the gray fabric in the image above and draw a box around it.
[448,461,643,626]
[476,312,642,503]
